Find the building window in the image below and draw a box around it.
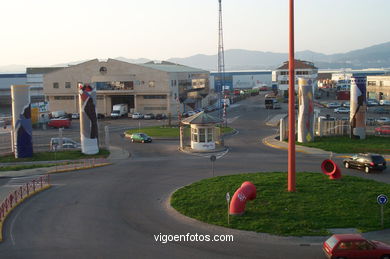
[97,95,104,100]
[54,96,75,100]
[207,128,213,142]
[192,128,198,142]
[368,81,376,86]
[65,82,71,88]
[199,128,206,143]
[143,95,167,99]
[148,80,155,87]
[53,82,59,88]
[144,107,167,111]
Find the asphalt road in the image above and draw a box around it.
[0,94,389,258]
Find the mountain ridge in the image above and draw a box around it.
[1,42,389,73]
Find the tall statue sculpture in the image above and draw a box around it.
[350,76,366,139]
[297,78,314,143]
[11,85,33,158]
[79,83,99,154]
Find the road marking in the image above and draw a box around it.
[227,116,239,124]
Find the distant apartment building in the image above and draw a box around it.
[366,75,390,101]
[43,59,210,115]
[274,60,318,95]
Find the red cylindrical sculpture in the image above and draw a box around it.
[321,159,342,180]
[229,181,257,216]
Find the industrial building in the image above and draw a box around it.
[210,71,272,91]
[43,59,210,116]
[367,75,390,101]
[273,60,318,95]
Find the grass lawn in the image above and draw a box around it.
[171,172,390,236]
[125,126,234,138]
[0,149,110,163]
[0,163,63,171]
[296,136,390,154]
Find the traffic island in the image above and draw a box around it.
[171,172,390,236]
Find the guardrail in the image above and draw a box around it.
[0,174,51,241]
[48,157,110,173]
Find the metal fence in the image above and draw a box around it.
[0,175,50,227]
[0,126,108,156]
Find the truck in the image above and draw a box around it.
[111,104,128,118]
[47,118,71,128]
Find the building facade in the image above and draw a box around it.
[43,59,210,116]
[210,70,272,92]
[0,74,27,107]
[26,67,64,103]
[274,60,318,95]
[366,75,390,101]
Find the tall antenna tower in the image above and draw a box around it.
[217,0,226,119]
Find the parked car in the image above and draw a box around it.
[327,102,341,108]
[131,112,144,119]
[155,114,167,120]
[375,125,390,135]
[71,113,80,119]
[130,133,152,143]
[367,99,379,106]
[376,117,390,125]
[342,101,350,108]
[182,111,196,117]
[371,107,390,114]
[334,107,350,113]
[323,234,390,259]
[47,118,71,128]
[343,153,386,173]
[50,137,80,151]
[380,100,390,106]
[144,113,155,120]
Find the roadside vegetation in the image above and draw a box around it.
[171,172,389,236]
[0,163,64,171]
[0,149,110,163]
[296,136,390,154]
[125,125,234,138]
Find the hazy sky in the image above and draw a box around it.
[1,0,389,66]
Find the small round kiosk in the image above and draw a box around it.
[180,112,223,151]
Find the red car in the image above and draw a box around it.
[323,234,390,259]
[375,125,390,135]
[47,118,71,128]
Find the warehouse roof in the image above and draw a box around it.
[140,61,208,73]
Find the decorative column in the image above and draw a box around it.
[350,76,367,139]
[79,83,99,154]
[11,85,33,158]
[297,78,314,143]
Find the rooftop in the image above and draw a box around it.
[277,59,318,70]
[140,61,208,73]
[181,111,223,125]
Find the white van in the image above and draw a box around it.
[51,110,66,118]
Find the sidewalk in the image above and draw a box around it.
[0,145,128,202]
[262,134,390,161]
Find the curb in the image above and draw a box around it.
[47,162,112,174]
[0,185,51,242]
[262,135,390,161]
[262,136,309,154]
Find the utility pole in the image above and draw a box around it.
[288,0,296,192]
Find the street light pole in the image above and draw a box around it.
[288,0,296,192]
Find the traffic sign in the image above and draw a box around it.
[377,194,388,205]
[210,155,216,162]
